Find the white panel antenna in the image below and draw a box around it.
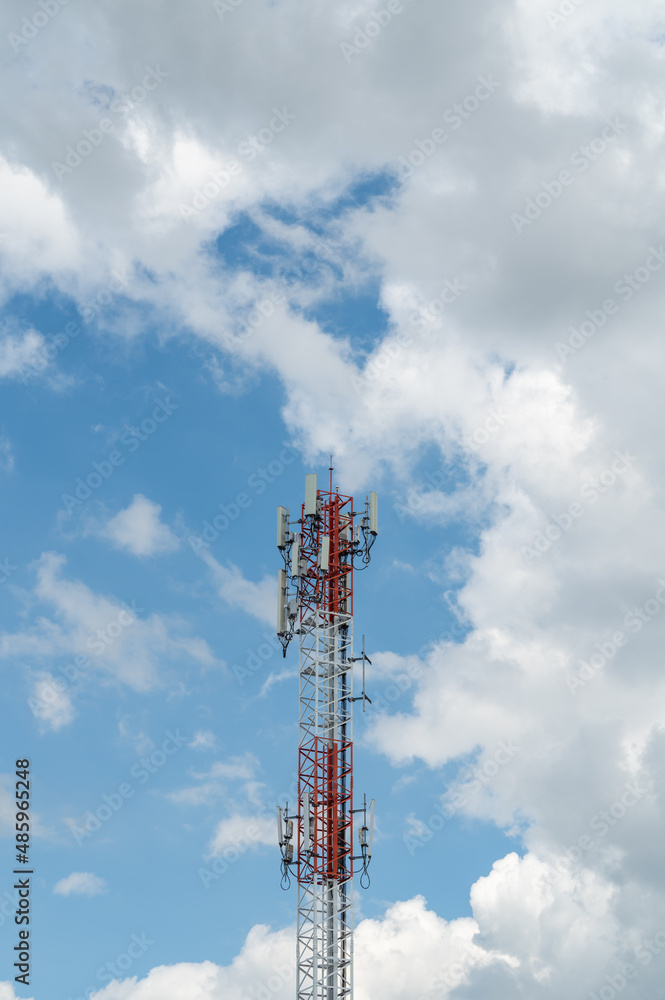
[303,791,311,852]
[368,799,375,859]
[277,568,287,634]
[277,506,288,548]
[291,533,301,577]
[369,492,378,535]
[304,474,317,516]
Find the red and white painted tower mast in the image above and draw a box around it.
[277,466,377,1000]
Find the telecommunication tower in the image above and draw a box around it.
[276,466,378,1000]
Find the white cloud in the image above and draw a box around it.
[29,672,75,732]
[168,753,275,862]
[89,924,294,1000]
[53,872,107,897]
[206,814,276,859]
[100,495,180,556]
[205,754,259,782]
[190,730,216,751]
[168,784,225,808]
[0,326,46,380]
[169,752,261,808]
[257,667,297,698]
[0,985,34,1000]
[198,550,276,627]
[0,553,217,728]
[80,865,631,999]
[0,154,80,294]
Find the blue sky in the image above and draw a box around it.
[1,203,517,1000]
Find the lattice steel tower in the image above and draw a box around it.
[276,467,377,1000]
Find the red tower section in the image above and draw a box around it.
[297,486,355,887]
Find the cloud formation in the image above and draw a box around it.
[53,872,107,897]
[0,552,217,730]
[99,495,180,557]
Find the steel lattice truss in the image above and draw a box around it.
[297,612,354,1000]
[278,474,376,1000]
